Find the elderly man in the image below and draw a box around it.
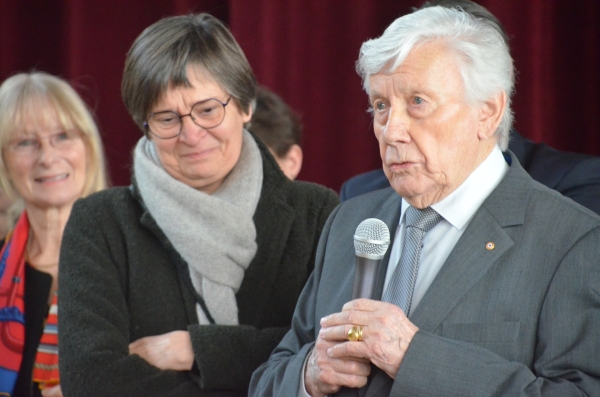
[250,6,600,397]
[340,0,600,216]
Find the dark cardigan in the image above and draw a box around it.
[57,138,339,397]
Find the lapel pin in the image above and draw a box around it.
[486,242,495,250]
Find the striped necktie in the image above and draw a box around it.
[382,206,442,316]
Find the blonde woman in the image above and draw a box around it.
[0,72,108,397]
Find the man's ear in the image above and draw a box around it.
[276,144,303,180]
[477,90,507,141]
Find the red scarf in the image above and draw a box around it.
[0,212,60,393]
[0,212,29,395]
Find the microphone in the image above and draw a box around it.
[352,218,391,300]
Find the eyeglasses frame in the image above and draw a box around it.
[5,130,84,157]
[143,96,233,139]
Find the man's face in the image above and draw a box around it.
[369,40,497,208]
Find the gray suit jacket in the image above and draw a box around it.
[250,152,600,396]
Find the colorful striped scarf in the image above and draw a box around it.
[0,212,29,396]
[32,291,59,389]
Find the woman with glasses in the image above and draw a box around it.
[58,13,339,397]
[0,72,108,397]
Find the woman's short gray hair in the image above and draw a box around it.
[356,6,514,150]
[122,13,257,134]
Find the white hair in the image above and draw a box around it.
[356,6,514,150]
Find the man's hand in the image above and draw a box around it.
[319,299,418,379]
[129,330,195,371]
[304,326,371,397]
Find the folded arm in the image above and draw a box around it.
[59,198,202,397]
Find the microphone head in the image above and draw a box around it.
[353,218,391,259]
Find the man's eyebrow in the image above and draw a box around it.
[394,78,414,94]
[368,89,384,100]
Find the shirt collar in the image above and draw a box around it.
[400,146,509,230]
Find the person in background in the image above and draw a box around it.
[250,5,600,396]
[340,0,600,216]
[58,13,339,397]
[249,86,304,180]
[0,187,16,239]
[0,71,109,397]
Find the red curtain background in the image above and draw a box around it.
[1,0,598,191]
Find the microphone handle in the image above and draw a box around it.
[352,256,382,300]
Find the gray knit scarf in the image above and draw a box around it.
[133,130,263,325]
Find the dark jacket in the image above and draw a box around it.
[58,138,339,397]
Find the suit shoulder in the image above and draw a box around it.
[346,169,387,185]
[562,155,600,183]
[527,178,600,226]
[340,169,389,200]
[531,141,598,170]
[343,185,396,204]
[335,186,398,220]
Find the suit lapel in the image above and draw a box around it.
[408,208,514,331]
[361,153,532,395]
[410,152,530,332]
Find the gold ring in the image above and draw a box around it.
[347,326,363,342]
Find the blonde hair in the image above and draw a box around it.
[0,72,109,200]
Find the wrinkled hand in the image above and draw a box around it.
[41,384,62,397]
[129,330,194,371]
[319,299,418,379]
[304,325,371,397]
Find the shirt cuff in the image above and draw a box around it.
[298,349,312,397]
[298,347,320,397]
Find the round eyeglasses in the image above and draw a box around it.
[144,96,232,139]
[6,130,83,157]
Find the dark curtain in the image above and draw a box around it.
[1,0,598,191]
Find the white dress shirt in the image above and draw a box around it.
[299,146,509,396]
[384,146,509,314]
